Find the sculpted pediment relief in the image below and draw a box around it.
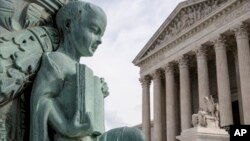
[134,0,229,64]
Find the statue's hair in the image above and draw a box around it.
[56,1,105,34]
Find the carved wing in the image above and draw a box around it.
[24,0,76,28]
[23,0,73,28]
[0,0,74,105]
[0,0,15,31]
[0,27,59,105]
[35,0,71,14]
[23,3,53,28]
[0,0,72,31]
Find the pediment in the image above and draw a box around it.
[133,0,229,65]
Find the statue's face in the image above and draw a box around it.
[71,9,107,57]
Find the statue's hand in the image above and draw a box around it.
[68,112,100,137]
[83,112,102,137]
[100,78,109,97]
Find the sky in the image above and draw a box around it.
[80,0,185,130]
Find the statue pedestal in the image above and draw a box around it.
[176,127,229,141]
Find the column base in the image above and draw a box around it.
[176,127,229,141]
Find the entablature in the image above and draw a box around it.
[133,0,238,67]
[138,0,250,76]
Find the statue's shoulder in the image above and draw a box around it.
[40,52,75,76]
[42,52,65,65]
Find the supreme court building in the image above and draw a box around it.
[133,0,250,141]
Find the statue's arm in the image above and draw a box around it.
[47,99,94,137]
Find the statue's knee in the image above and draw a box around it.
[121,127,144,141]
[98,127,144,141]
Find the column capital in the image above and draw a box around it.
[178,55,189,68]
[212,35,226,50]
[139,75,151,87]
[152,69,163,80]
[195,46,208,58]
[164,62,175,74]
[233,23,249,39]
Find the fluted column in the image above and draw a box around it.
[152,70,163,141]
[196,47,210,108]
[213,36,233,127]
[179,56,192,131]
[232,47,244,124]
[165,63,178,141]
[140,75,151,141]
[234,23,250,124]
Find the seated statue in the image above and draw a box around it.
[0,0,145,141]
[192,95,219,128]
[30,1,145,141]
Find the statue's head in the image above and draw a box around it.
[56,1,107,57]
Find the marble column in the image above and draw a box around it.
[165,63,179,141]
[140,75,151,141]
[233,48,244,124]
[213,36,233,127]
[196,47,210,108]
[152,70,163,141]
[234,23,250,124]
[179,56,192,131]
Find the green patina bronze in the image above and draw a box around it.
[0,0,144,141]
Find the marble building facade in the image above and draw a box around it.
[133,0,250,141]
